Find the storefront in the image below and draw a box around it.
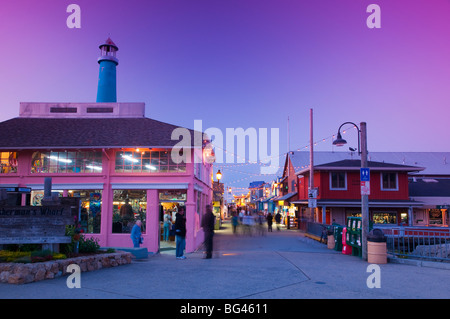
[0,102,213,254]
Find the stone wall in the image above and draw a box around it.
[0,251,132,284]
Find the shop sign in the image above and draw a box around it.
[159,191,187,201]
[436,205,449,210]
[0,205,73,244]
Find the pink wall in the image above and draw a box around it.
[1,148,213,254]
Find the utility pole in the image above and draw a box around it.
[360,122,369,261]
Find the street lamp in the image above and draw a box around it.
[216,170,222,182]
[333,121,369,261]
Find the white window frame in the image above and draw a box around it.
[380,172,399,191]
[329,171,347,190]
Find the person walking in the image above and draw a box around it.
[231,211,239,235]
[163,211,171,241]
[174,207,187,259]
[275,212,282,231]
[201,205,216,259]
[130,220,143,248]
[266,212,273,232]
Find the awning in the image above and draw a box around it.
[277,192,297,201]
[291,199,423,208]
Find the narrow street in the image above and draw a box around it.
[1,220,449,300]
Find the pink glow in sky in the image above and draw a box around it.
[0,1,449,188]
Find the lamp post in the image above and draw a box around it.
[333,122,369,261]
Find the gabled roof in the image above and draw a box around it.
[289,151,450,176]
[0,117,197,150]
[307,159,424,173]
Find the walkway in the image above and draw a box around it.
[1,221,449,299]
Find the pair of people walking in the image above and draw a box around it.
[131,205,216,260]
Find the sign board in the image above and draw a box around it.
[308,199,317,208]
[360,168,370,182]
[0,205,74,244]
[308,188,318,199]
[361,181,370,195]
[436,205,449,210]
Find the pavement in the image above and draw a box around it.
[0,220,449,301]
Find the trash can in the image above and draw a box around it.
[333,225,343,252]
[327,227,335,249]
[367,228,387,264]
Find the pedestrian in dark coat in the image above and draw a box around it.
[266,213,273,232]
[275,212,282,231]
[174,207,187,259]
[201,205,216,259]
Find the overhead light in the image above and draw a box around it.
[332,132,347,147]
[49,155,72,163]
[122,154,139,163]
[86,165,102,171]
[145,165,157,171]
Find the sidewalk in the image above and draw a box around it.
[1,221,449,299]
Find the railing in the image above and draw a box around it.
[383,227,450,262]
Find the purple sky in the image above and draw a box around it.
[1,1,449,191]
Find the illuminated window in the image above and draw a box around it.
[0,152,18,173]
[114,149,186,173]
[31,151,102,174]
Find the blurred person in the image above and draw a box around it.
[130,220,143,248]
[174,207,187,259]
[201,205,216,259]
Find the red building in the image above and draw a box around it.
[293,159,424,228]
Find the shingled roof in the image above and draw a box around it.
[0,117,197,150]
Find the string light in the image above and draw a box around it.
[212,125,358,187]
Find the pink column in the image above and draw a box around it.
[100,184,112,246]
[147,189,159,253]
[185,185,196,253]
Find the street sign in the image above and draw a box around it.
[360,168,370,182]
[308,188,318,199]
[361,181,370,195]
[308,199,317,208]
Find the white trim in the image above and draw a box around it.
[111,183,189,190]
[329,171,347,190]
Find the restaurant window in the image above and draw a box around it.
[381,172,398,190]
[330,172,346,190]
[0,152,18,174]
[31,189,102,234]
[115,149,186,173]
[112,190,147,234]
[373,211,397,224]
[428,209,444,225]
[31,151,103,174]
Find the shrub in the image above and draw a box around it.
[79,237,100,253]
[31,249,53,263]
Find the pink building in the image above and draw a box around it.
[0,39,213,254]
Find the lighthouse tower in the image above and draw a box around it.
[96,38,119,103]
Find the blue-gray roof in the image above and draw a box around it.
[289,151,450,176]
